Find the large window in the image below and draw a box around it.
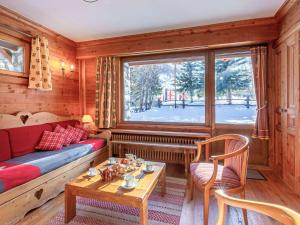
[123,56,206,123]
[215,51,256,124]
[121,48,257,126]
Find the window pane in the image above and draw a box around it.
[123,56,205,123]
[0,39,24,73]
[215,52,256,124]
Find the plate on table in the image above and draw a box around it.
[142,168,154,173]
[121,180,137,190]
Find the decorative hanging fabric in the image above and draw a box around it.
[95,56,118,128]
[251,46,269,139]
[28,36,52,91]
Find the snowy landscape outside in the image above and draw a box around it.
[123,53,256,124]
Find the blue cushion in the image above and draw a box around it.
[6,143,94,175]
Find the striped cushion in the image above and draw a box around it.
[190,162,240,189]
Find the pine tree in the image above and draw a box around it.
[129,64,170,111]
[177,61,204,103]
[215,57,252,104]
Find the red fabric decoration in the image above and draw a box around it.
[75,124,89,140]
[66,126,85,144]
[54,125,72,146]
[6,124,53,157]
[0,130,11,161]
[35,131,66,151]
[79,139,106,151]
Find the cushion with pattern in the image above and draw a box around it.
[35,131,65,151]
[54,124,73,146]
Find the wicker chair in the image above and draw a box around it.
[215,190,300,225]
[189,134,249,225]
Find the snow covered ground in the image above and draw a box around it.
[126,105,256,124]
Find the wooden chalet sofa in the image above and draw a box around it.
[0,112,110,225]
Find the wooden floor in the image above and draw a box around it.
[16,164,300,225]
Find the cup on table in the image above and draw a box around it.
[145,162,153,171]
[108,157,116,164]
[124,174,135,187]
[88,167,97,176]
[136,158,144,167]
[125,154,136,161]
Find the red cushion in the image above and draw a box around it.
[48,120,80,129]
[75,124,89,140]
[0,130,11,161]
[66,126,85,144]
[79,139,107,151]
[54,125,72,146]
[190,162,240,189]
[6,124,53,157]
[35,131,66,151]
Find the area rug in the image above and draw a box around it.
[47,177,186,225]
[247,169,266,180]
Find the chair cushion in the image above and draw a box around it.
[190,162,240,189]
[0,130,11,161]
[35,131,66,151]
[6,124,53,157]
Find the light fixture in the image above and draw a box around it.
[83,0,99,3]
[70,64,75,73]
[82,114,94,131]
[61,61,65,75]
[82,114,93,123]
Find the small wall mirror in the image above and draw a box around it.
[0,33,30,77]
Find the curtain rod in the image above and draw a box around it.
[0,24,33,38]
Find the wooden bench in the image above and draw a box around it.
[109,129,211,177]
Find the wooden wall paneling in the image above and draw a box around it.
[0,6,80,116]
[79,60,87,115]
[279,32,299,192]
[277,1,300,41]
[76,18,278,59]
[267,43,276,169]
[85,58,97,119]
[273,45,283,177]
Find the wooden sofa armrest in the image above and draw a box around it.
[215,190,300,225]
[89,130,112,141]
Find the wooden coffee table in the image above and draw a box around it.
[65,160,166,225]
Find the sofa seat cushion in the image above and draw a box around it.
[0,139,106,193]
[190,162,241,189]
[0,130,11,161]
[6,124,53,157]
[79,138,107,151]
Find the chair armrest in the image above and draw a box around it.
[215,190,300,225]
[194,135,232,162]
[210,147,247,161]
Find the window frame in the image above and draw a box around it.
[118,51,211,130]
[117,47,257,131]
[214,48,257,126]
[0,32,30,78]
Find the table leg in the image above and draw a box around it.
[160,166,166,197]
[65,185,76,223]
[140,200,148,225]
